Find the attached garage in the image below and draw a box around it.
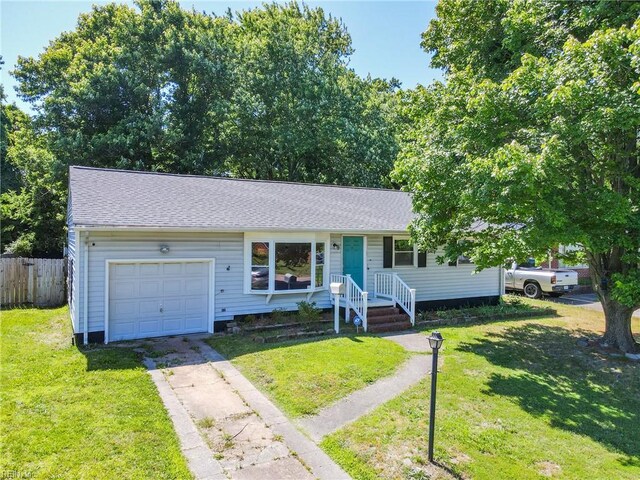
[106,259,214,342]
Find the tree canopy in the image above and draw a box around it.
[394,0,640,352]
[4,0,399,256]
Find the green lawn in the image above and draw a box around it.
[0,307,192,480]
[321,300,640,479]
[207,334,409,417]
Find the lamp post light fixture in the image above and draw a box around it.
[427,330,444,463]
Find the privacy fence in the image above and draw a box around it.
[0,257,66,307]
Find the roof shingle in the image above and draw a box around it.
[69,166,414,232]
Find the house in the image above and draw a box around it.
[67,166,504,344]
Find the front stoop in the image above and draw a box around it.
[366,306,413,333]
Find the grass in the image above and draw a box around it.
[206,334,409,417]
[0,307,192,480]
[418,295,545,322]
[321,299,640,480]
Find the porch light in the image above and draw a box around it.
[427,330,444,463]
[332,242,340,250]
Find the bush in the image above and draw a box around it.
[269,308,289,324]
[296,301,322,324]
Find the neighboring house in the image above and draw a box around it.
[541,245,591,280]
[67,166,503,344]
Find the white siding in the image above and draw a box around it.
[73,231,501,335]
[365,235,501,302]
[78,231,333,334]
[67,215,79,332]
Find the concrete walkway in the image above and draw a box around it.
[297,331,433,442]
[140,336,349,480]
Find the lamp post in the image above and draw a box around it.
[427,330,444,463]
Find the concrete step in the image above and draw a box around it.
[367,307,400,318]
[367,313,410,325]
[368,320,413,333]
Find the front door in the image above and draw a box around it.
[343,236,364,289]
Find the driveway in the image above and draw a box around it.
[545,293,640,318]
[138,335,349,480]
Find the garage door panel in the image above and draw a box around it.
[162,263,183,275]
[185,314,207,330]
[109,261,211,341]
[185,262,208,275]
[139,280,162,297]
[112,264,137,277]
[185,278,207,294]
[162,298,183,315]
[111,299,139,318]
[185,296,208,313]
[140,263,161,276]
[111,280,138,299]
[139,318,163,334]
[163,279,182,296]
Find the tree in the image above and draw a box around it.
[223,2,398,185]
[10,1,399,255]
[395,1,640,352]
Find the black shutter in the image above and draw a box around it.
[418,251,427,268]
[383,236,393,268]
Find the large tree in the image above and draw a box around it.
[394,1,640,352]
[9,0,398,256]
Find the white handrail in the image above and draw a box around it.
[374,273,416,326]
[330,273,368,332]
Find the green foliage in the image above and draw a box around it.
[269,307,289,324]
[296,300,322,324]
[7,0,399,254]
[395,3,640,350]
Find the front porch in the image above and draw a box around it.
[330,272,416,333]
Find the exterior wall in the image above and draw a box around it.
[67,222,79,332]
[73,230,501,336]
[363,235,501,302]
[76,231,334,335]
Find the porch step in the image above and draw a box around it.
[367,307,400,318]
[367,313,410,325]
[368,320,413,333]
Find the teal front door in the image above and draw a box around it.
[343,236,364,289]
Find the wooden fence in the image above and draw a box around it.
[0,257,66,307]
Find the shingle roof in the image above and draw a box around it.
[69,166,414,232]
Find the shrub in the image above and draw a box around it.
[296,301,322,324]
[269,308,289,324]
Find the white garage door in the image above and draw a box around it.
[109,261,211,341]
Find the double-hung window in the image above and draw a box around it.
[393,238,415,267]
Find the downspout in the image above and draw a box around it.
[83,232,89,345]
[499,266,505,296]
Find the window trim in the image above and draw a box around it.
[244,233,329,295]
[392,236,417,268]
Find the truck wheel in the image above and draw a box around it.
[523,282,542,299]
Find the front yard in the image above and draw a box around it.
[211,299,640,479]
[0,307,191,479]
[323,300,640,479]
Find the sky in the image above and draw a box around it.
[1,1,443,112]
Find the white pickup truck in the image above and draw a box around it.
[504,260,578,299]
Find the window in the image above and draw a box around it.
[275,243,312,290]
[394,239,415,267]
[251,242,269,290]
[246,236,327,293]
[449,255,473,266]
[316,243,325,287]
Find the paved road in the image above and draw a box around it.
[545,293,640,318]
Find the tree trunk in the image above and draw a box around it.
[598,293,639,353]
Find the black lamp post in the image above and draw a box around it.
[427,330,444,463]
